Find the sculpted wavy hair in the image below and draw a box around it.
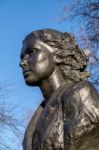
[23,29,90,82]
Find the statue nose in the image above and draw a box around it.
[20,59,28,68]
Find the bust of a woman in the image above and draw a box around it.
[20,29,99,150]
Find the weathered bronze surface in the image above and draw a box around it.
[20,29,99,150]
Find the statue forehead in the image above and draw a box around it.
[22,37,54,53]
[21,29,62,54]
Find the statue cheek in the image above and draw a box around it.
[36,59,50,73]
[37,52,46,62]
[34,58,55,78]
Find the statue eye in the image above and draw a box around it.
[28,49,37,56]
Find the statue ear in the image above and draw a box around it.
[53,54,62,64]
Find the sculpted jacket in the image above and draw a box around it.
[23,80,99,150]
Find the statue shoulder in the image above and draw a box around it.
[76,80,97,90]
[62,80,99,108]
[73,80,99,101]
[62,80,99,124]
[23,101,45,150]
[64,80,99,99]
[62,81,99,148]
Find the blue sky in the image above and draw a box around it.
[0,0,73,149]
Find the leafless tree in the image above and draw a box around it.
[58,0,99,89]
[0,83,24,150]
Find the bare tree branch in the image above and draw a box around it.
[58,0,99,89]
[0,84,24,150]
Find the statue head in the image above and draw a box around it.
[20,29,89,86]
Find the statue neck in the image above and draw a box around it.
[39,67,66,101]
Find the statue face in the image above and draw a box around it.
[20,39,56,86]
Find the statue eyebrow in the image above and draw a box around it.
[30,45,39,50]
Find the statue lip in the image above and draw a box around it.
[23,68,30,73]
[23,70,31,77]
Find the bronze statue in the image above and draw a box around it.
[20,29,99,150]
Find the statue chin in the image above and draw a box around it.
[24,76,38,86]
